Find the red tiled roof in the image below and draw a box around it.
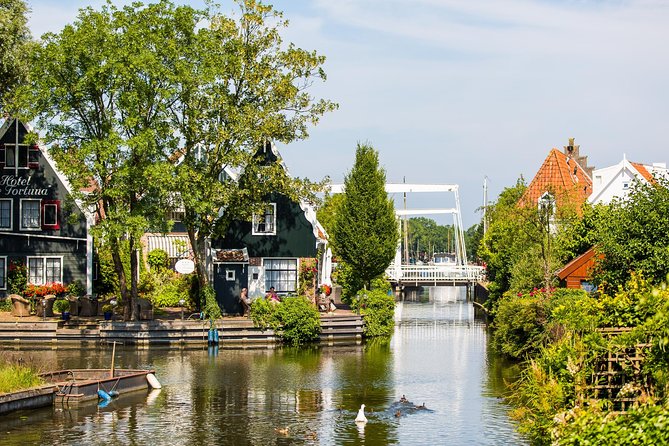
[630,162,655,184]
[520,148,593,208]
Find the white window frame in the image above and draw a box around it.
[263,258,298,294]
[0,198,12,231]
[3,143,30,169]
[252,203,277,236]
[0,256,6,290]
[27,256,63,285]
[20,198,41,231]
[225,269,235,281]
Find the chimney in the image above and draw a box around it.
[563,138,594,179]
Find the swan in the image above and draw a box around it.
[355,404,368,423]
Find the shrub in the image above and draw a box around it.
[250,297,322,346]
[147,249,169,271]
[492,293,547,359]
[202,285,221,321]
[0,298,11,312]
[276,296,321,346]
[67,280,85,297]
[145,270,193,308]
[554,403,669,445]
[7,260,27,295]
[353,289,395,337]
[53,299,70,314]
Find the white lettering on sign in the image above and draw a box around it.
[0,175,50,196]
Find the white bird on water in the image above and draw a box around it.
[355,404,368,423]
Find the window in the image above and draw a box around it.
[225,269,235,281]
[27,257,62,285]
[21,199,41,230]
[0,199,11,230]
[264,259,297,293]
[623,182,630,190]
[1,144,39,169]
[42,200,60,229]
[0,257,6,290]
[252,203,276,235]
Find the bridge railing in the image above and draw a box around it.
[386,264,486,283]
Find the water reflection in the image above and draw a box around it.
[0,286,524,445]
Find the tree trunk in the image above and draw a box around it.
[188,228,208,311]
[128,233,140,321]
[109,236,129,314]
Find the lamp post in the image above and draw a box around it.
[179,298,185,320]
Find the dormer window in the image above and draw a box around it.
[538,192,556,232]
[253,203,276,235]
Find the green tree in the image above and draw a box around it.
[332,143,398,291]
[162,0,336,300]
[19,2,176,319]
[592,177,669,289]
[0,0,32,112]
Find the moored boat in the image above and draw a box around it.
[42,369,157,404]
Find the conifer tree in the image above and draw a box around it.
[333,143,398,290]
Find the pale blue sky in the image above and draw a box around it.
[27,0,669,227]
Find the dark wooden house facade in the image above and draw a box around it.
[0,119,92,297]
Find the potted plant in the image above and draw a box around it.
[102,304,114,321]
[54,299,70,320]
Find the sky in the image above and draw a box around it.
[26,0,669,228]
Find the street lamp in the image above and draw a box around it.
[179,298,185,320]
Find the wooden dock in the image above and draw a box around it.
[0,314,364,346]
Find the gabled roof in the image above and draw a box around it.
[630,162,655,183]
[557,247,597,280]
[520,148,593,208]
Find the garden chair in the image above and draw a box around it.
[35,294,56,317]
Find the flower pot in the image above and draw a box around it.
[61,311,70,321]
[103,312,113,321]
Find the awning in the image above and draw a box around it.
[146,235,191,258]
[213,248,249,263]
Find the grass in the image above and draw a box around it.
[0,361,45,394]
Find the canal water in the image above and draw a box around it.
[0,286,525,445]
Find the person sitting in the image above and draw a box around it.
[265,287,280,303]
[239,288,250,316]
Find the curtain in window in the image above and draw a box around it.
[28,258,44,285]
[46,258,62,283]
[264,259,297,293]
[22,201,40,228]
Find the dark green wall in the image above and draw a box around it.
[214,194,317,258]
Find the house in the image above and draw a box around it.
[0,118,94,297]
[589,155,668,205]
[212,141,329,314]
[145,141,330,315]
[519,138,594,212]
[556,247,599,291]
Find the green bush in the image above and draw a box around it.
[353,289,395,337]
[53,299,70,314]
[249,297,322,346]
[492,293,547,359]
[66,280,85,297]
[0,297,11,312]
[276,297,321,346]
[202,285,221,321]
[554,403,669,445]
[147,249,169,270]
[7,259,27,295]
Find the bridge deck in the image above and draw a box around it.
[386,264,485,286]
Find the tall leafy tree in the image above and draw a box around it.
[19,2,177,319]
[0,0,33,113]
[593,177,669,289]
[332,143,398,290]
[163,0,336,299]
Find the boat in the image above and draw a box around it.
[42,369,158,404]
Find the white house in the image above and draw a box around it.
[589,155,668,205]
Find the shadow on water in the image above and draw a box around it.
[0,286,524,445]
